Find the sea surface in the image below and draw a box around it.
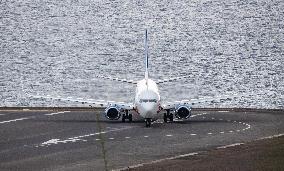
[0,0,283,108]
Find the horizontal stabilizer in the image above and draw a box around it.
[156,75,191,84]
[95,75,138,84]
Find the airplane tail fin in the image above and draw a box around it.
[144,29,149,87]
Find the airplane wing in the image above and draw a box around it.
[155,75,191,84]
[95,75,137,85]
[28,94,134,109]
[162,93,244,110]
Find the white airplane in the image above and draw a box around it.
[31,30,241,127]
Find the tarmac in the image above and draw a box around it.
[0,109,283,170]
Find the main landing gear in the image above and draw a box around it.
[163,110,174,123]
[145,118,151,127]
[122,110,132,123]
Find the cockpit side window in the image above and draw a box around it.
[139,99,157,103]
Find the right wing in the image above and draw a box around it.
[29,94,137,121]
[28,94,134,109]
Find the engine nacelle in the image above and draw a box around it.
[105,106,121,120]
[175,105,191,119]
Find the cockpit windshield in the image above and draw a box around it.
[139,99,157,103]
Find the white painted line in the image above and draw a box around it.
[95,139,101,141]
[45,111,71,116]
[38,126,134,147]
[236,130,240,132]
[207,133,213,135]
[218,111,230,113]
[166,134,173,137]
[220,131,225,134]
[229,131,234,133]
[125,137,130,139]
[144,136,149,138]
[0,117,29,124]
[191,113,208,118]
[115,152,198,171]
[257,133,284,140]
[190,134,197,136]
[115,134,284,171]
[109,138,114,140]
[217,143,244,149]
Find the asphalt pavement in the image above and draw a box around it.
[0,109,283,171]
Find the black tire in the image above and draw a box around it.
[169,114,174,122]
[146,118,151,127]
[163,113,168,123]
[129,114,132,122]
[122,114,126,122]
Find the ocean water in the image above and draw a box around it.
[0,0,283,108]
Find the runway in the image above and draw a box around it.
[0,109,283,171]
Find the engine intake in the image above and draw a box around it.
[105,107,121,120]
[175,105,191,119]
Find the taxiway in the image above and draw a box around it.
[0,109,283,170]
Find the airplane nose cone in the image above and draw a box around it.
[139,103,158,118]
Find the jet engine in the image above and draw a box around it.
[175,105,191,119]
[105,106,121,120]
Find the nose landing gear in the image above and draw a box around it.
[145,118,151,127]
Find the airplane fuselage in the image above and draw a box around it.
[134,79,161,119]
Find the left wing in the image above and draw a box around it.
[160,93,245,120]
[162,93,243,110]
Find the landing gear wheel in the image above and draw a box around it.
[122,114,126,123]
[145,118,151,127]
[129,114,133,122]
[164,110,173,123]
[169,114,174,122]
[163,113,168,123]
